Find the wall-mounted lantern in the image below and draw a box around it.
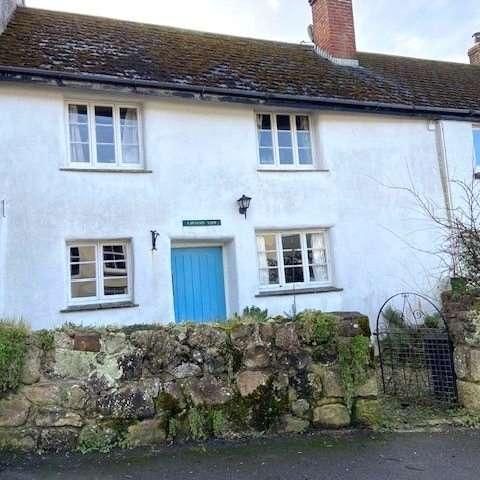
[151,230,160,251]
[237,195,252,219]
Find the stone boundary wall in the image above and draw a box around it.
[443,292,480,410]
[0,313,378,453]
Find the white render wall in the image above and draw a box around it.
[0,85,476,330]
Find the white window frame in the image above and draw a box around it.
[256,229,333,291]
[255,112,316,170]
[66,239,133,306]
[474,124,480,171]
[65,101,144,169]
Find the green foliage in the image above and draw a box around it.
[37,330,55,352]
[211,409,227,437]
[338,336,371,410]
[78,425,119,454]
[0,320,28,392]
[423,313,441,329]
[250,381,289,432]
[297,311,338,346]
[156,392,181,416]
[242,306,269,323]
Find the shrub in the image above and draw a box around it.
[0,320,28,392]
[37,330,55,352]
[78,425,119,454]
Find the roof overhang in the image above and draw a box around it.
[2,65,480,122]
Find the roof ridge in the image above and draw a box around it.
[16,6,313,50]
[358,50,474,68]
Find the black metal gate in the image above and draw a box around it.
[375,293,457,406]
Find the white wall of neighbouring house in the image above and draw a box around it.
[0,84,475,330]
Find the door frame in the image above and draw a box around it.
[170,240,231,321]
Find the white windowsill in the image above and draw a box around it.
[257,167,329,172]
[61,167,152,173]
[60,301,139,313]
[255,286,343,297]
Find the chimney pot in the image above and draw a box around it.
[308,0,358,66]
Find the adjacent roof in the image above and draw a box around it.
[0,7,480,118]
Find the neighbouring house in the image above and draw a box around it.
[0,0,479,330]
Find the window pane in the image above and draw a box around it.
[276,115,291,130]
[285,267,304,284]
[120,107,138,127]
[259,131,273,148]
[69,104,88,124]
[282,234,301,250]
[71,263,96,280]
[70,143,90,163]
[70,246,95,263]
[308,250,327,265]
[259,148,274,165]
[97,144,116,164]
[278,131,292,148]
[122,145,140,164]
[283,249,303,266]
[71,281,96,298]
[103,245,126,261]
[257,114,272,130]
[96,125,114,143]
[296,115,310,131]
[306,233,325,250]
[259,268,279,285]
[474,128,480,167]
[69,125,89,143]
[104,277,128,296]
[297,131,311,149]
[310,265,328,282]
[298,149,313,165]
[95,106,114,125]
[279,149,294,164]
[258,252,278,268]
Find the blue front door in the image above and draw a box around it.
[171,247,227,323]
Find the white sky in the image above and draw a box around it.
[25,0,480,63]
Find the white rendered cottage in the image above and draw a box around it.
[0,0,479,330]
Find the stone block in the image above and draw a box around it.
[457,380,480,410]
[353,399,382,427]
[173,363,202,379]
[0,428,37,452]
[39,428,79,453]
[236,370,270,397]
[291,399,310,419]
[102,332,127,355]
[74,333,101,352]
[34,408,83,428]
[22,383,62,406]
[313,404,350,428]
[454,346,470,380]
[54,331,74,350]
[185,375,233,406]
[355,375,378,398]
[96,386,155,419]
[280,414,310,434]
[310,364,344,398]
[0,394,30,427]
[21,345,42,385]
[244,343,271,369]
[275,324,300,351]
[125,419,167,448]
[469,349,480,382]
[54,349,96,378]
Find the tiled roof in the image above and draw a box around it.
[0,7,479,116]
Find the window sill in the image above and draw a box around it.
[60,168,152,174]
[60,301,139,313]
[257,168,329,173]
[255,286,343,297]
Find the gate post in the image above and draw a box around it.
[443,291,480,411]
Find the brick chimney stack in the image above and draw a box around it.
[308,0,358,66]
[468,33,480,65]
[0,0,23,35]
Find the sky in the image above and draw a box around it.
[26,0,480,63]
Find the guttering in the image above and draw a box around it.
[1,65,480,121]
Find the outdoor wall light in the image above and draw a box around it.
[237,195,252,219]
[151,230,160,251]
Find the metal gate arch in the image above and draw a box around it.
[375,292,457,406]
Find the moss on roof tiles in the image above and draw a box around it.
[0,7,479,112]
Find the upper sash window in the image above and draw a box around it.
[67,102,142,169]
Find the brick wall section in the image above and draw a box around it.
[469,44,480,65]
[309,0,357,60]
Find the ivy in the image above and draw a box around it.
[338,336,371,410]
